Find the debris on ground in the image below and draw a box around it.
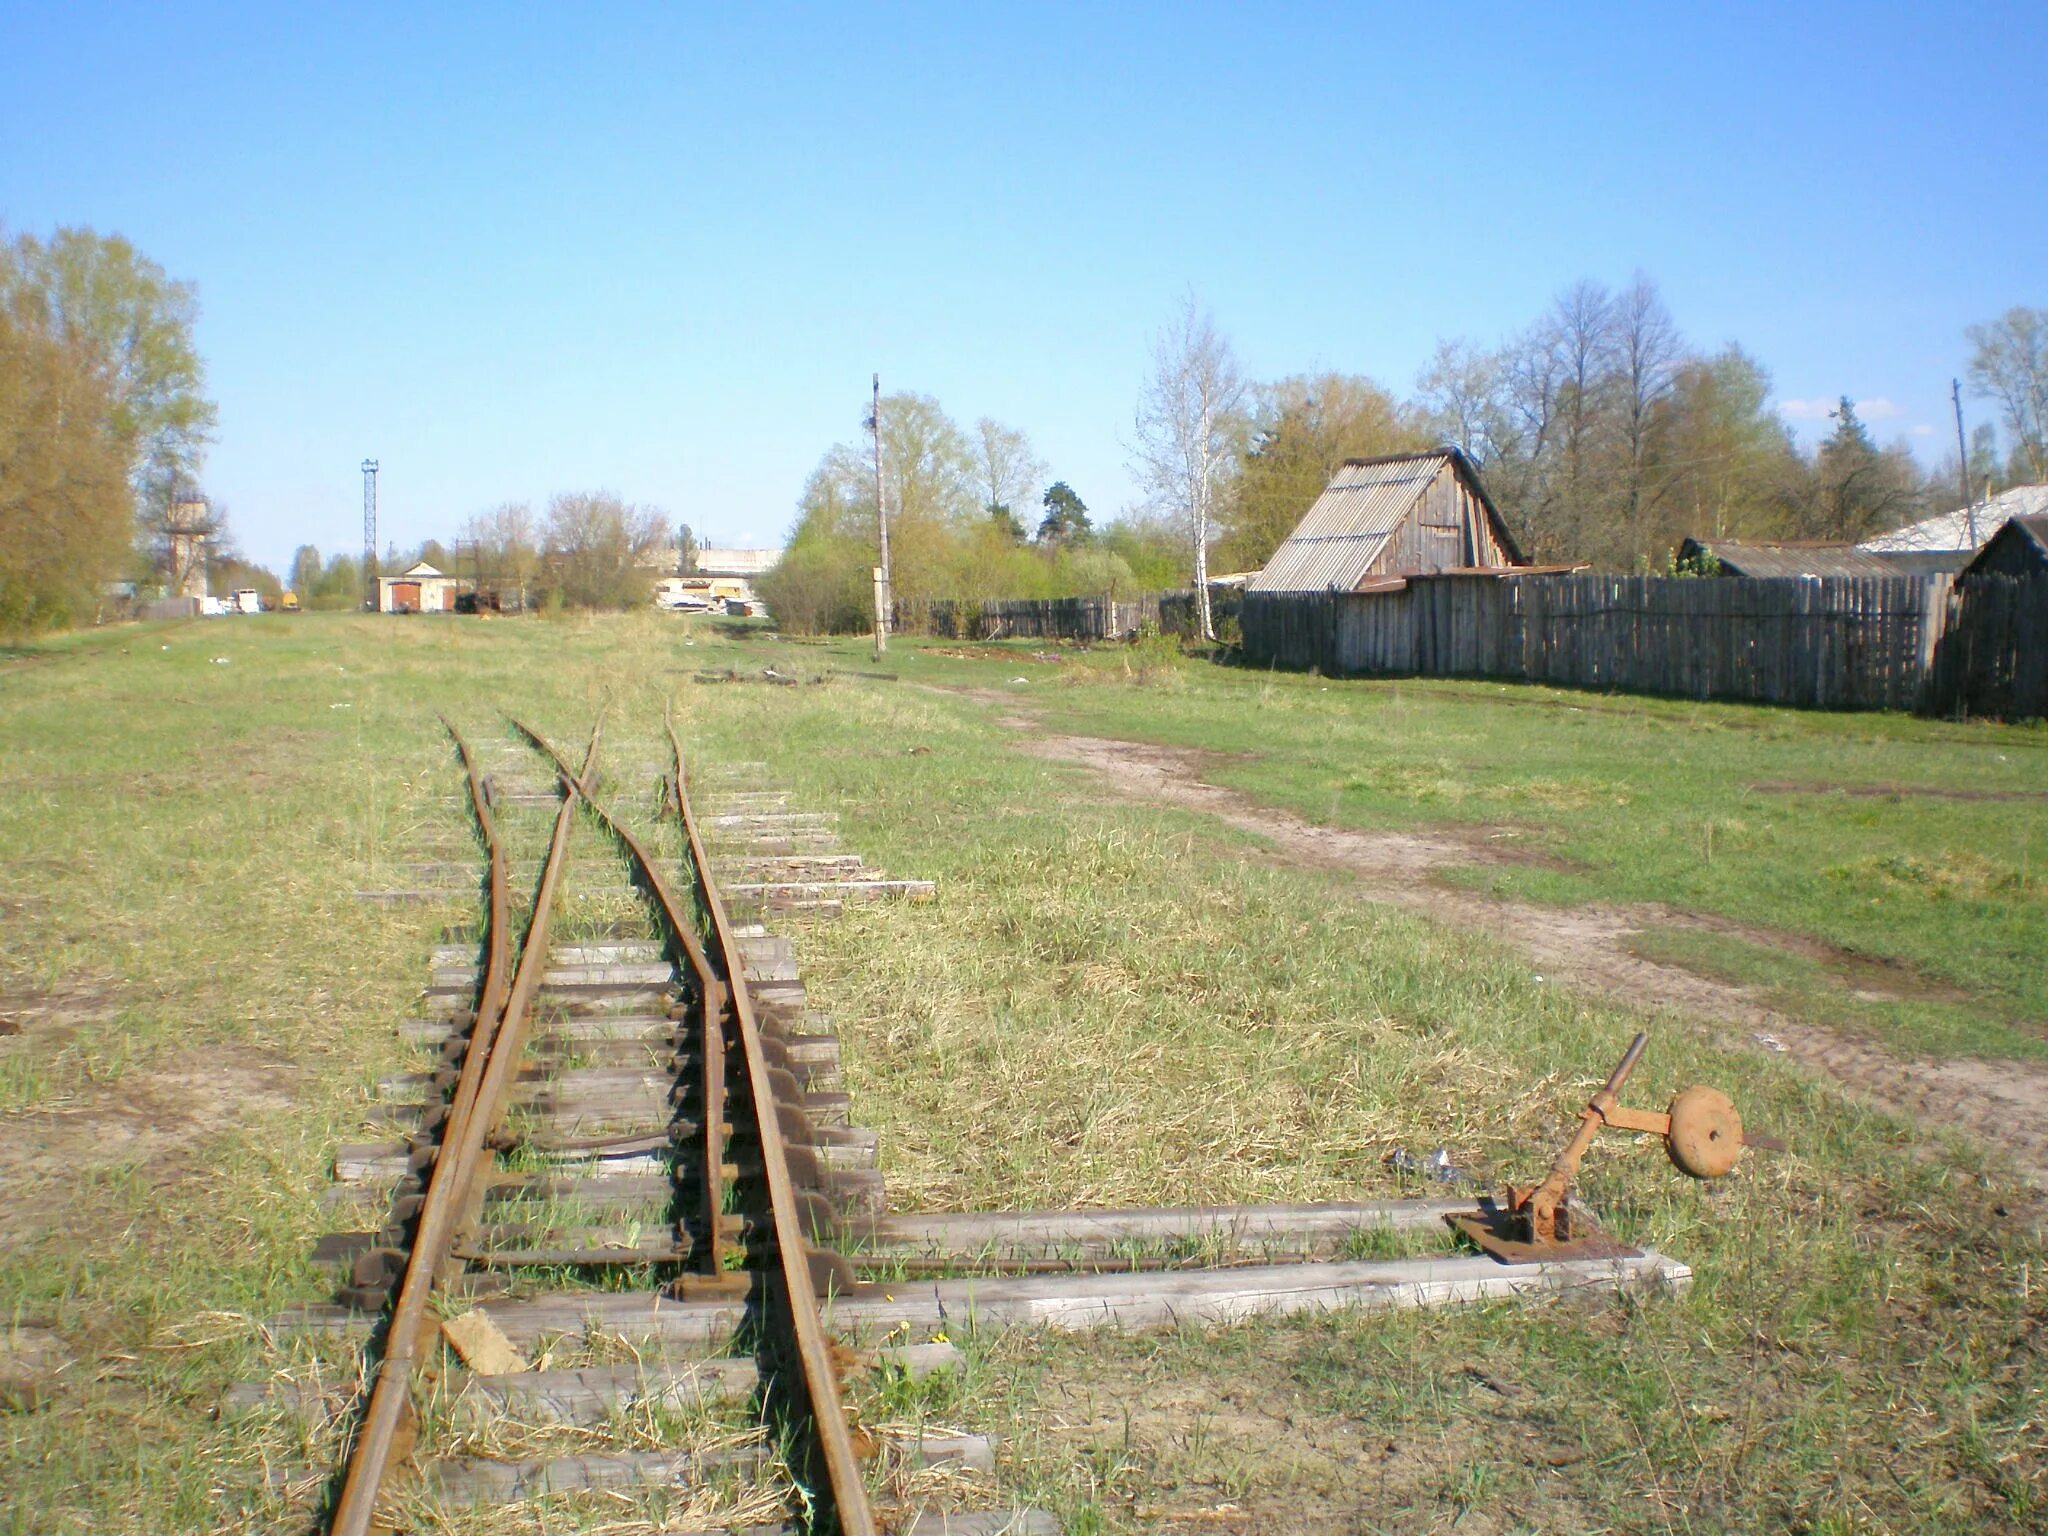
[692,667,825,687]
[441,1311,527,1375]
[1385,1147,1475,1185]
[0,1326,68,1412]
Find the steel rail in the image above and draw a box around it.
[329,720,600,1536]
[669,718,879,1536]
[509,718,731,1277]
[518,718,879,1536]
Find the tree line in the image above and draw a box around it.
[4,219,2037,635]
[765,286,2046,636]
[289,492,672,613]
[756,396,1186,632]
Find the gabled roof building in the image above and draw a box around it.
[1957,513,2048,580]
[1249,450,1523,594]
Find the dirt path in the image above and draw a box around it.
[1013,726,2048,1188]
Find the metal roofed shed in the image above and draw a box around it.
[1675,538,1906,579]
[1856,485,2048,574]
[1249,449,1523,594]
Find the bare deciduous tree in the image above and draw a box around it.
[1415,339,1505,463]
[1967,306,2048,481]
[1612,274,1684,553]
[540,492,666,610]
[1130,294,1245,639]
[462,501,541,607]
[973,418,1047,538]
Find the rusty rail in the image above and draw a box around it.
[516,717,879,1536]
[328,719,600,1536]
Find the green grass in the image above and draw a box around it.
[0,613,2043,1534]
[852,635,2048,1058]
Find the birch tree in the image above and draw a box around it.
[1967,306,2048,481]
[1130,295,1244,639]
[973,418,1047,539]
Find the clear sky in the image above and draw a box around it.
[5,3,2044,574]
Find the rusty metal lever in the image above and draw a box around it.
[1449,1031,1777,1263]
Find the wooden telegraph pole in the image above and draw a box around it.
[870,373,891,656]
[1952,380,1978,547]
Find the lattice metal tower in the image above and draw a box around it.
[361,459,380,609]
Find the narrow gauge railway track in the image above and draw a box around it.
[251,716,1035,1535]
[240,713,1693,1534]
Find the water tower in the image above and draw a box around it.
[167,496,211,599]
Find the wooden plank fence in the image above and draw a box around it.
[900,590,1240,643]
[1925,574,2048,721]
[1242,573,1955,713]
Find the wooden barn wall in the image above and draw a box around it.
[1366,465,1511,578]
[1925,574,2048,720]
[1242,574,1957,713]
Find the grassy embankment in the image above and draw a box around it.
[0,612,2041,1534]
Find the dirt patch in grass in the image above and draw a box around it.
[0,977,123,1045]
[1749,778,2048,802]
[1672,909,1976,1003]
[1016,727,2048,1189]
[1020,1324,1608,1535]
[0,1051,301,1252]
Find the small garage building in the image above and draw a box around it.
[376,562,463,613]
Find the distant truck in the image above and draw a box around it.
[279,590,300,612]
[230,588,264,614]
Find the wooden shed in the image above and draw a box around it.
[1957,513,2048,580]
[1250,450,1522,594]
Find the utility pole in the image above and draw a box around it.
[869,374,891,655]
[1951,382,1978,548]
[361,459,380,611]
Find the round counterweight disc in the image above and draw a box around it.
[1666,1086,1744,1179]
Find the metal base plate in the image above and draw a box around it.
[1446,1199,1642,1265]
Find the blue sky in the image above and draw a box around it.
[4,3,2043,574]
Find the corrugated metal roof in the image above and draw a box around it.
[1857,485,2048,553]
[1696,541,1903,578]
[1250,454,1450,593]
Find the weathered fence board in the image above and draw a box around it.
[1927,574,2048,721]
[1241,574,1955,713]
[900,590,1240,643]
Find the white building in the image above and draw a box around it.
[1858,485,2048,575]
[375,561,464,613]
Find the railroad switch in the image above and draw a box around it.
[1449,1031,1781,1263]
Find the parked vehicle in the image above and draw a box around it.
[230,588,264,614]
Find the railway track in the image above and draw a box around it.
[232,711,1692,1533]
[240,714,1024,1534]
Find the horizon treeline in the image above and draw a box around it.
[761,279,2047,634]
[288,492,671,613]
